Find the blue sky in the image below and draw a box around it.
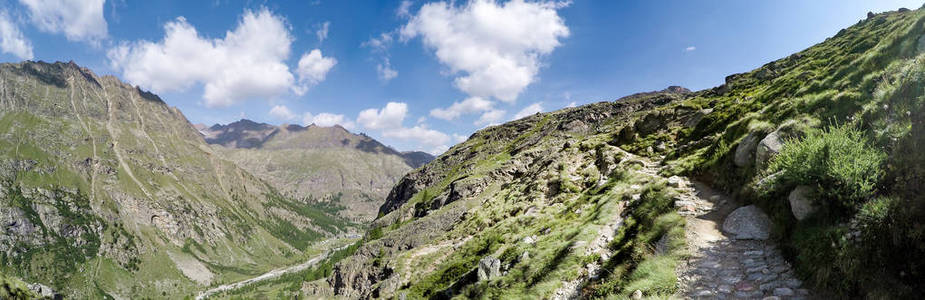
[0,0,922,154]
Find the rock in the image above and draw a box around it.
[477,256,501,282]
[773,287,795,296]
[522,235,537,245]
[788,185,817,221]
[27,283,57,298]
[631,289,643,299]
[756,130,783,168]
[899,7,911,13]
[667,176,686,188]
[734,131,762,167]
[723,205,772,240]
[867,11,875,19]
[521,251,530,261]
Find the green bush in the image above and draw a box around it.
[767,124,885,211]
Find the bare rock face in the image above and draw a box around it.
[723,205,772,240]
[735,132,763,167]
[477,256,501,282]
[788,185,817,221]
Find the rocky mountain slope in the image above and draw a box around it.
[199,120,434,222]
[310,6,925,299]
[0,61,355,298]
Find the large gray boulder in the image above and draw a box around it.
[723,205,772,240]
[734,132,762,167]
[756,130,783,168]
[477,256,501,282]
[788,185,817,221]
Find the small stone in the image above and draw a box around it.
[695,290,713,297]
[718,284,733,293]
[744,250,764,256]
[668,176,686,188]
[631,289,643,299]
[759,282,779,291]
[735,281,755,291]
[773,287,794,296]
[783,278,802,288]
[762,297,781,300]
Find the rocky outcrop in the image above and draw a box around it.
[723,205,772,240]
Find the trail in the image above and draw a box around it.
[671,174,813,298]
[195,243,348,300]
[602,149,812,299]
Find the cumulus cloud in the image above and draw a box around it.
[429,96,493,120]
[303,112,355,130]
[475,109,505,126]
[269,105,296,120]
[566,101,576,108]
[513,102,543,120]
[452,133,468,143]
[357,102,450,154]
[109,9,333,107]
[357,102,408,130]
[0,13,33,60]
[19,0,107,44]
[397,0,414,18]
[401,0,569,103]
[685,46,696,52]
[315,21,330,42]
[294,49,337,95]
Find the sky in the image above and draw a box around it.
[0,0,922,154]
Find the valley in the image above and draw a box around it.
[1,3,925,300]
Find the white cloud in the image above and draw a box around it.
[0,13,33,60]
[685,46,696,52]
[269,105,296,120]
[294,49,337,95]
[303,112,355,130]
[513,102,543,120]
[377,58,398,81]
[452,133,468,143]
[19,0,107,44]
[401,0,569,102]
[363,32,394,53]
[397,0,414,18]
[566,101,576,108]
[429,96,493,120]
[315,21,330,42]
[357,102,451,154]
[108,9,312,108]
[475,109,505,126]
[357,102,408,130]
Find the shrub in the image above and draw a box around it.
[767,124,885,211]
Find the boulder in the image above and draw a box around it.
[734,132,762,167]
[477,256,501,282]
[788,185,817,221]
[722,205,772,240]
[756,130,783,168]
[27,283,57,298]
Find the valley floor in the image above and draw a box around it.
[196,239,348,300]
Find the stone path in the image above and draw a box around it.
[674,180,813,299]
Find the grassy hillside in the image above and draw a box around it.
[203,121,426,222]
[0,61,356,298]
[319,6,925,299]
